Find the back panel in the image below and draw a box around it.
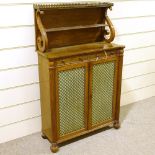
[37,7,106,48]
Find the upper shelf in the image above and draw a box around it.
[34,2,115,52]
[45,24,108,32]
[33,2,113,10]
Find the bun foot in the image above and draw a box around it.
[41,133,47,139]
[50,143,59,153]
[113,121,120,129]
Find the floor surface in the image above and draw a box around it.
[0,97,155,155]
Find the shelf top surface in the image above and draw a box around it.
[38,42,125,60]
[33,1,113,9]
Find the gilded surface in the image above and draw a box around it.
[34,2,113,9]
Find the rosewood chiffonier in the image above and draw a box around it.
[33,2,125,153]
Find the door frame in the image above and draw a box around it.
[55,62,89,141]
[88,56,119,129]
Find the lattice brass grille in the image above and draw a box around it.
[92,61,115,125]
[58,67,85,136]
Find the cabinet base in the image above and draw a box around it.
[43,121,120,153]
[50,143,59,153]
[41,133,47,139]
[113,121,120,129]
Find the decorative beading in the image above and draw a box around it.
[34,2,113,9]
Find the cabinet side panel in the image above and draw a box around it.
[38,55,52,141]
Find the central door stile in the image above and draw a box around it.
[87,61,93,130]
[85,63,90,131]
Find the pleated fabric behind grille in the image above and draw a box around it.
[58,67,85,136]
[92,61,115,126]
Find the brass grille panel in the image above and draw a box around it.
[92,61,115,125]
[58,67,85,136]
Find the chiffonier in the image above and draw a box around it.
[33,2,125,153]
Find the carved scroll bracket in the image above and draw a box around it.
[104,7,115,43]
[36,9,48,52]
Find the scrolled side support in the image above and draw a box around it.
[104,8,115,43]
[36,10,48,52]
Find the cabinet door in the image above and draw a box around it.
[89,58,118,128]
[56,63,88,139]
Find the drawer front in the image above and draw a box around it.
[90,59,117,127]
[57,64,88,138]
